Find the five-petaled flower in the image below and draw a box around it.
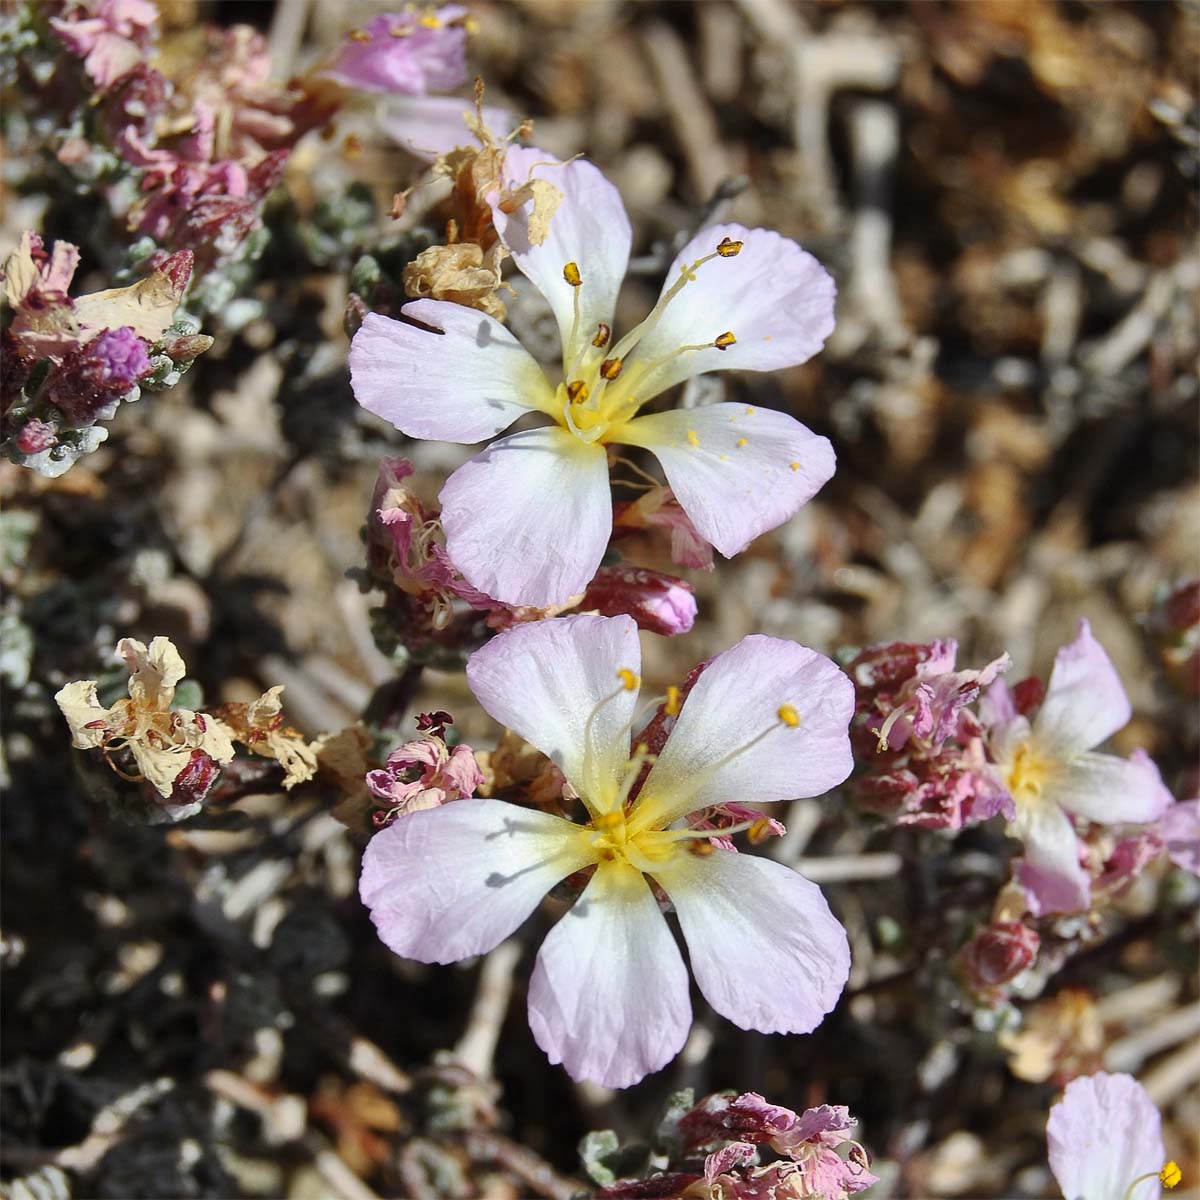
[983,620,1170,915]
[350,148,837,607]
[1047,1072,1180,1200]
[359,613,854,1087]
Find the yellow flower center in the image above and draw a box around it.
[1005,738,1058,807]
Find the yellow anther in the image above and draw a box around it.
[592,323,611,348]
[777,704,801,728]
[736,437,747,448]
[745,406,755,414]
[389,24,412,37]
[594,810,624,833]
[343,134,364,159]
[688,839,716,857]
[563,261,582,287]
[419,13,442,27]
[715,331,737,350]
[566,380,589,403]
[748,818,774,844]
[600,357,623,380]
[1160,1162,1182,1189]
[617,668,640,691]
[349,28,372,41]
[717,236,744,257]
[463,15,479,33]
[687,429,700,447]
[789,461,800,471]
[665,686,681,716]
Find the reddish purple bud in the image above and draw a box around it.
[1164,580,1200,632]
[1011,676,1045,716]
[580,564,696,637]
[960,921,1040,991]
[158,250,195,292]
[14,418,58,455]
[156,332,214,361]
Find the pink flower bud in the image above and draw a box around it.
[960,921,1040,991]
[580,564,696,637]
[14,418,58,455]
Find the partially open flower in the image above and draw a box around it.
[984,621,1171,914]
[360,614,854,1087]
[366,715,484,826]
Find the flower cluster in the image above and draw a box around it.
[1,231,210,475]
[583,1090,877,1200]
[848,637,1011,830]
[56,636,315,821]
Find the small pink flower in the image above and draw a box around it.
[580,564,696,637]
[984,621,1171,915]
[351,150,837,608]
[50,0,158,89]
[322,7,470,95]
[1047,1073,1172,1200]
[360,615,854,1087]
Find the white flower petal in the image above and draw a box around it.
[652,850,849,1035]
[1012,799,1090,915]
[349,305,554,443]
[631,635,853,832]
[618,403,835,558]
[623,223,835,401]
[1036,619,1132,754]
[440,425,612,607]
[466,615,641,812]
[1048,1072,1164,1200]
[492,147,631,363]
[1049,749,1172,825]
[528,862,691,1088]
[379,94,513,160]
[359,798,589,965]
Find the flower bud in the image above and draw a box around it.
[960,921,1040,991]
[580,564,696,637]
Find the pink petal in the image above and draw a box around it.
[1037,620,1132,754]
[349,305,554,443]
[440,425,612,606]
[619,403,834,559]
[632,635,853,831]
[466,615,641,812]
[623,223,836,402]
[1050,748,1172,826]
[492,147,631,364]
[1013,801,1091,915]
[359,798,589,964]
[1048,1073,1164,1200]
[528,863,691,1088]
[1162,799,1200,875]
[651,850,849,1035]
[378,94,513,160]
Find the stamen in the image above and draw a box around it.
[563,262,584,373]
[592,323,611,347]
[1161,1163,1182,1189]
[563,262,582,287]
[717,236,744,257]
[418,13,442,27]
[777,703,801,728]
[617,668,640,692]
[665,818,760,843]
[789,461,800,471]
[736,438,747,448]
[349,28,372,41]
[567,380,589,403]
[389,24,412,37]
[665,686,680,716]
[714,331,737,350]
[600,357,623,380]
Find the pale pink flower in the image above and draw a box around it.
[1047,1073,1176,1200]
[351,150,836,607]
[50,0,157,89]
[985,621,1171,914]
[359,614,854,1087]
[322,7,470,95]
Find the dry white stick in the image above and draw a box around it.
[642,22,732,200]
[267,0,310,81]
[1104,1001,1200,1073]
[454,939,523,1079]
[792,853,903,883]
[1141,1038,1200,1107]
[55,1079,174,1171]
